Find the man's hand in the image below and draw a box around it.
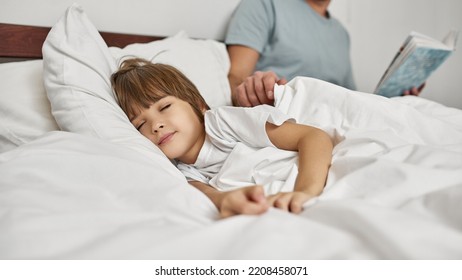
[227,45,288,107]
[403,83,426,96]
[235,71,287,107]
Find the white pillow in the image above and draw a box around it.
[110,31,231,108]
[42,3,161,157]
[42,3,231,157]
[0,60,59,153]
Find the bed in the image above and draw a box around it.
[1,4,462,260]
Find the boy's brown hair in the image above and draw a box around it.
[111,57,209,121]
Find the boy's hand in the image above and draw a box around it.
[266,191,315,214]
[220,185,269,218]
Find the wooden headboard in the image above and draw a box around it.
[0,22,165,60]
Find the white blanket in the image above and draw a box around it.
[1,78,462,259]
[274,78,462,206]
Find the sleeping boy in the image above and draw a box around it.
[110,58,333,218]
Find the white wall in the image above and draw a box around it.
[0,0,241,39]
[330,0,462,109]
[1,0,461,108]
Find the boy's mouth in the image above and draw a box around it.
[158,132,175,145]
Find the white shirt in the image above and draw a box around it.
[177,105,298,194]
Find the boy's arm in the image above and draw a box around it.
[189,181,269,218]
[265,121,333,211]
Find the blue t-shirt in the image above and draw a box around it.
[225,0,356,90]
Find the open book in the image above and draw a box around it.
[374,30,458,97]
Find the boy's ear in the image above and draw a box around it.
[200,104,208,114]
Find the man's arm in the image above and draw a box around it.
[227,45,286,107]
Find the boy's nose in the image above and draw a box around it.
[153,124,164,133]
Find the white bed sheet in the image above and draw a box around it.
[1,78,462,259]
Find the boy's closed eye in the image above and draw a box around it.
[136,122,145,130]
[133,104,171,131]
[160,104,171,111]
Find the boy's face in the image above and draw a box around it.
[129,96,205,164]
